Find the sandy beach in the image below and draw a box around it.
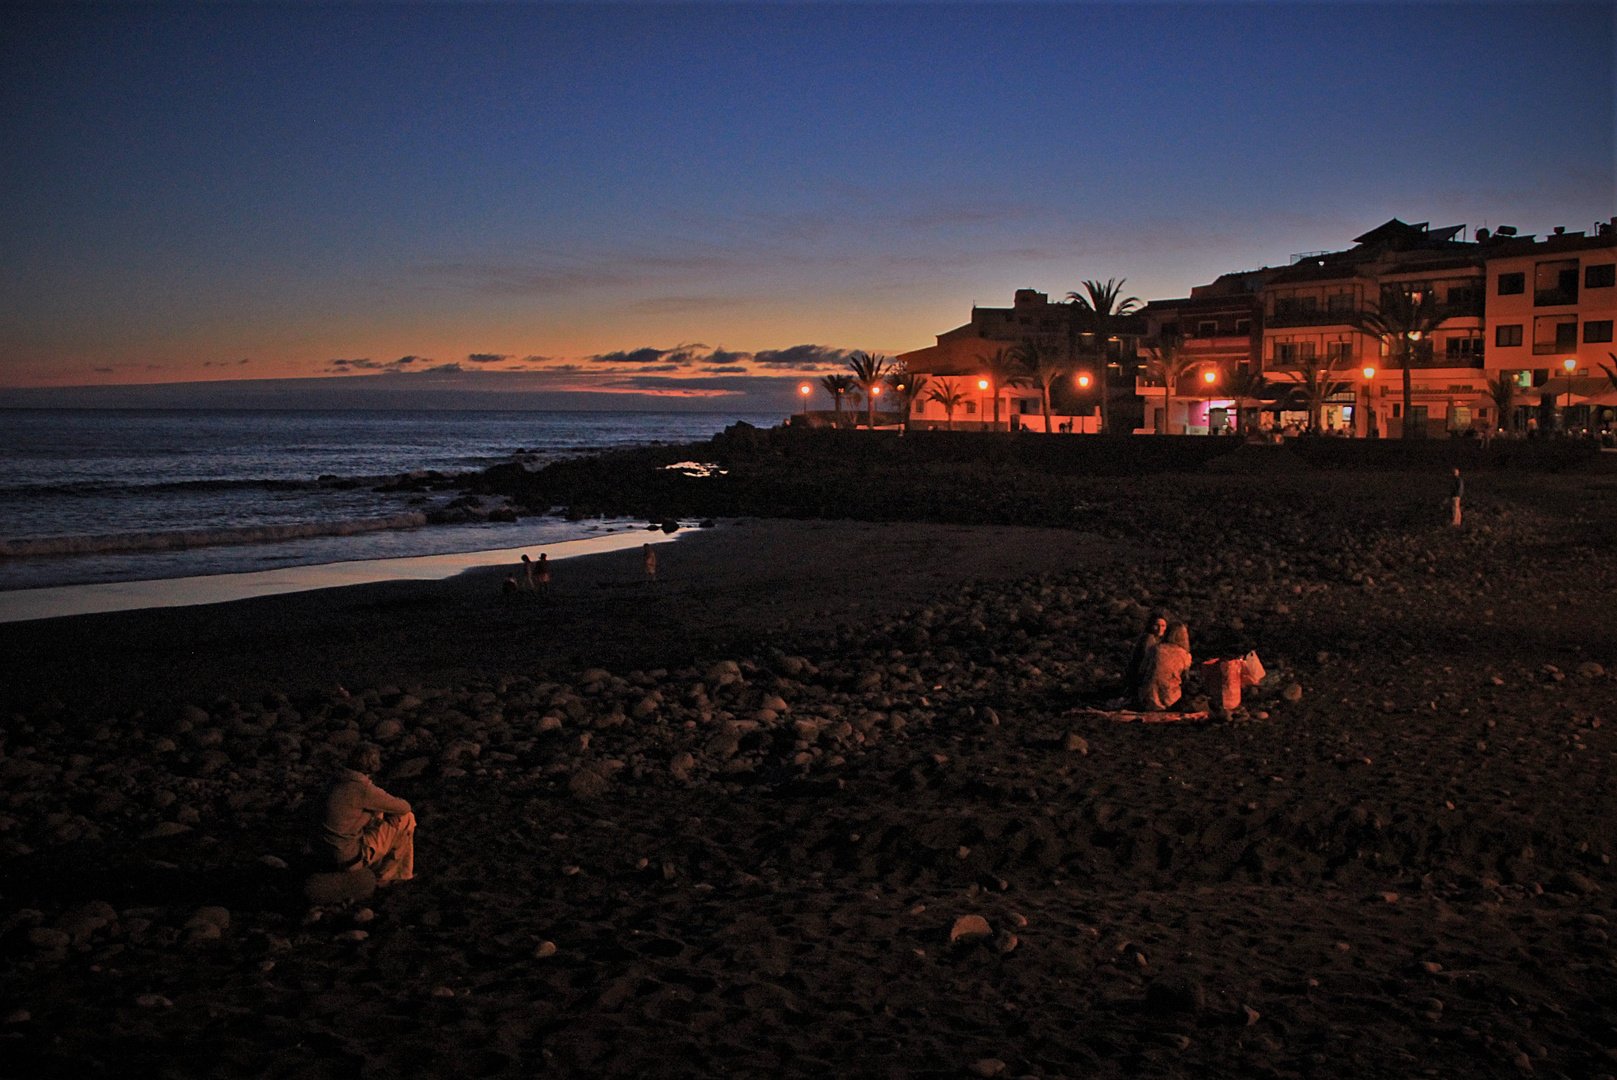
[3,440,1616,1079]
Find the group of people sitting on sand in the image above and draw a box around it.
[1125,615,1193,711]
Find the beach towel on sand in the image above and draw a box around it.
[1069,707,1211,724]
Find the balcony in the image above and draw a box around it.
[1534,288,1578,308]
[1267,308,1356,328]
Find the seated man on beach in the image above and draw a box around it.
[321,743,415,885]
[1124,615,1167,698]
[1138,623,1192,711]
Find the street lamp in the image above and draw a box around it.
[798,383,811,417]
[1076,373,1091,388]
[977,378,990,429]
[1563,357,1578,432]
[1361,366,1376,438]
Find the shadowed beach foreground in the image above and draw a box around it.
[3,437,1617,1079]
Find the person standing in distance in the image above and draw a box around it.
[1450,468,1464,527]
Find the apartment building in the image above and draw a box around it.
[896,289,1143,431]
[1481,222,1617,431]
[1139,269,1270,433]
[1259,219,1489,437]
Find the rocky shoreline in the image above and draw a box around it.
[3,438,1616,1078]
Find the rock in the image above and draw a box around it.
[389,756,431,780]
[533,941,557,959]
[439,739,480,765]
[303,868,377,906]
[1243,1004,1261,1026]
[373,718,403,740]
[969,1059,1006,1077]
[1145,975,1206,1014]
[996,931,1018,954]
[27,927,70,951]
[579,668,613,686]
[631,697,659,720]
[1577,661,1605,679]
[141,822,191,839]
[151,737,177,754]
[537,715,563,733]
[949,915,992,944]
[1064,733,1089,754]
[335,929,369,943]
[1549,870,1600,895]
[761,695,789,714]
[705,661,741,687]
[136,994,173,1008]
[179,705,211,728]
[431,986,456,999]
[56,901,117,943]
[1281,683,1304,703]
[568,768,608,800]
[5,1009,29,1024]
[258,854,288,869]
[183,906,231,943]
[669,752,695,780]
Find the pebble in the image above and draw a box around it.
[141,822,191,839]
[135,994,173,1008]
[335,930,368,943]
[950,915,992,943]
[969,1059,1006,1077]
[533,941,557,959]
[1282,683,1304,703]
[431,987,456,999]
[1064,733,1089,754]
[258,855,288,869]
[568,768,608,800]
[5,1009,31,1024]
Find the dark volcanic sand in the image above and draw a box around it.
[3,464,1617,1079]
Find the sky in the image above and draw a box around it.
[1,0,1612,409]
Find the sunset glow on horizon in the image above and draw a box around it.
[2,2,1610,407]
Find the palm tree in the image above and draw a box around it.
[846,351,891,430]
[1222,367,1270,434]
[976,346,1029,430]
[925,377,967,431]
[1283,360,1354,433]
[1356,288,1444,439]
[819,374,857,423]
[1487,371,1517,435]
[1067,278,1142,434]
[1601,354,1617,392]
[1141,335,1197,434]
[885,368,930,432]
[1013,339,1073,433]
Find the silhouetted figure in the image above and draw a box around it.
[321,743,415,885]
[643,543,657,584]
[520,553,536,591]
[535,552,551,596]
[501,575,519,596]
[1139,623,1192,711]
[1125,615,1168,698]
[1450,468,1464,527]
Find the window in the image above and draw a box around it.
[1197,321,1217,337]
[1235,319,1251,335]
[964,401,977,415]
[1446,284,1480,306]
[1535,259,1579,306]
[1274,296,1318,316]
[1327,293,1355,314]
[1326,341,1353,363]
[1534,315,1578,354]
[1495,324,1523,347]
[1497,272,1525,296]
[1587,263,1616,289]
[1446,337,1481,360]
[1159,322,1179,339]
[1586,320,1614,343]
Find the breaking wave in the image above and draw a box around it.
[0,513,430,558]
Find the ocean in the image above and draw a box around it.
[0,409,778,593]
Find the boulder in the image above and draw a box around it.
[949,915,992,944]
[568,768,608,800]
[304,868,378,906]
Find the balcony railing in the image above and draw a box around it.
[1534,289,1578,308]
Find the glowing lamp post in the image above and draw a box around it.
[977,378,990,429]
[1201,369,1217,433]
[1361,366,1376,438]
[1076,373,1091,388]
[798,384,811,417]
[1563,357,1578,431]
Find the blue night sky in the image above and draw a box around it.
[1,1,1611,404]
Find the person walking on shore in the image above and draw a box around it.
[1450,468,1464,527]
[643,543,658,585]
[535,552,551,597]
[320,743,415,885]
[520,553,536,592]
